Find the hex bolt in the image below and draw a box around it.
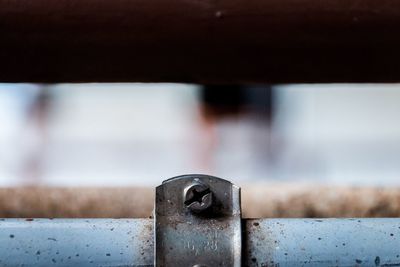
[184,181,213,213]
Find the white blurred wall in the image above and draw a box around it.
[0,83,399,186]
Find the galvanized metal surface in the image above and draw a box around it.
[245,218,400,267]
[155,175,241,267]
[0,218,153,267]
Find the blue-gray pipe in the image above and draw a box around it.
[245,218,400,267]
[0,219,153,267]
[2,218,400,266]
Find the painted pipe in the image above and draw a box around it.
[2,218,400,266]
[244,218,400,266]
[1,0,400,83]
[0,219,153,267]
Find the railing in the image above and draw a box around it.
[2,175,400,266]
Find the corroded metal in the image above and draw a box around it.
[183,180,213,213]
[155,175,242,267]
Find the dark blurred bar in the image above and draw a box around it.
[1,0,400,83]
[200,85,274,121]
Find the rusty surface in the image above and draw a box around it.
[155,175,241,266]
[1,0,400,83]
[1,184,400,218]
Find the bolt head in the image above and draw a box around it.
[184,181,213,213]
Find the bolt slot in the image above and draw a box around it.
[184,183,213,212]
[184,188,211,206]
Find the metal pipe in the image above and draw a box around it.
[2,218,400,266]
[1,0,400,83]
[245,218,400,266]
[0,219,153,267]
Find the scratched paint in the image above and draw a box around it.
[0,219,153,267]
[245,218,400,267]
[2,218,400,266]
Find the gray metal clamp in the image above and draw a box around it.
[155,174,242,267]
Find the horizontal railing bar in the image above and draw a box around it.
[1,219,154,267]
[2,218,400,266]
[244,218,400,266]
[1,0,400,83]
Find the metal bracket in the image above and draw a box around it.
[155,174,241,267]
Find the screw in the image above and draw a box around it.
[184,181,213,213]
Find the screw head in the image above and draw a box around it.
[184,181,213,213]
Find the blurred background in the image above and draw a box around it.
[0,83,399,187]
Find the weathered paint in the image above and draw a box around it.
[0,219,153,267]
[2,218,400,266]
[245,218,400,267]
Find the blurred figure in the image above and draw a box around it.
[197,85,277,179]
[200,85,274,122]
[18,85,53,184]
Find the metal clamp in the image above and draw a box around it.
[155,174,241,267]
